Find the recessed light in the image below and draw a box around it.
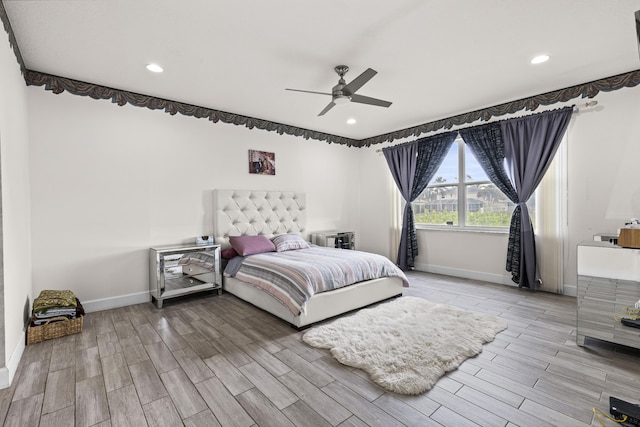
[530,55,550,65]
[146,63,164,73]
[346,118,357,125]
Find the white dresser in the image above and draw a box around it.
[577,241,640,349]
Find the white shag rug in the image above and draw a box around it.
[302,296,507,395]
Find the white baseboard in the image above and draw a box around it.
[0,332,26,389]
[413,263,576,297]
[0,368,8,390]
[414,263,517,287]
[562,284,577,297]
[82,291,151,313]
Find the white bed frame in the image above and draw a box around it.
[214,189,404,328]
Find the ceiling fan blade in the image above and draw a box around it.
[286,88,332,96]
[350,93,392,108]
[318,101,336,116]
[344,68,377,94]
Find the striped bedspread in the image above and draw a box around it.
[227,246,409,315]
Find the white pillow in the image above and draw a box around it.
[271,234,310,252]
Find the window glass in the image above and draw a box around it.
[466,183,514,227]
[464,145,488,183]
[428,143,458,185]
[413,186,458,226]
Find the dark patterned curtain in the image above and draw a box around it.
[459,123,518,201]
[459,124,520,280]
[383,141,417,270]
[383,132,457,270]
[460,107,572,287]
[501,107,573,287]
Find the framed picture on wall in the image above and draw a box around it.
[248,150,276,175]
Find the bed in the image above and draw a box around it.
[213,189,407,328]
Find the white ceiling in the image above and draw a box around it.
[4,0,640,142]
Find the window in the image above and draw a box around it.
[413,138,534,229]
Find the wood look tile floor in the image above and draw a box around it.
[2,271,639,426]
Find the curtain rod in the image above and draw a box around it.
[374,101,599,153]
[572,100,599,111]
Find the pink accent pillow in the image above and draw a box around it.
[221,247,239,259]
[228,235,276,256]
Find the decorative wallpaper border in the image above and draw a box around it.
[358,69,640,147]
[24,70,359,147]
[0,1,25,75]
[2,5,640,148]
[24,68,640,148]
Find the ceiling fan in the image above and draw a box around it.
[286,65,392,116]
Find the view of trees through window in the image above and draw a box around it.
[413,139,535,228]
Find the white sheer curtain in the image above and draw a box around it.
[535,135,568,294]
[389,180,403,264]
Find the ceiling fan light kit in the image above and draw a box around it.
[286,65,392,116]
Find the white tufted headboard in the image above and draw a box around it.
[213,190,307,247]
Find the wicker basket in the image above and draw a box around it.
[26,315,83,345]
